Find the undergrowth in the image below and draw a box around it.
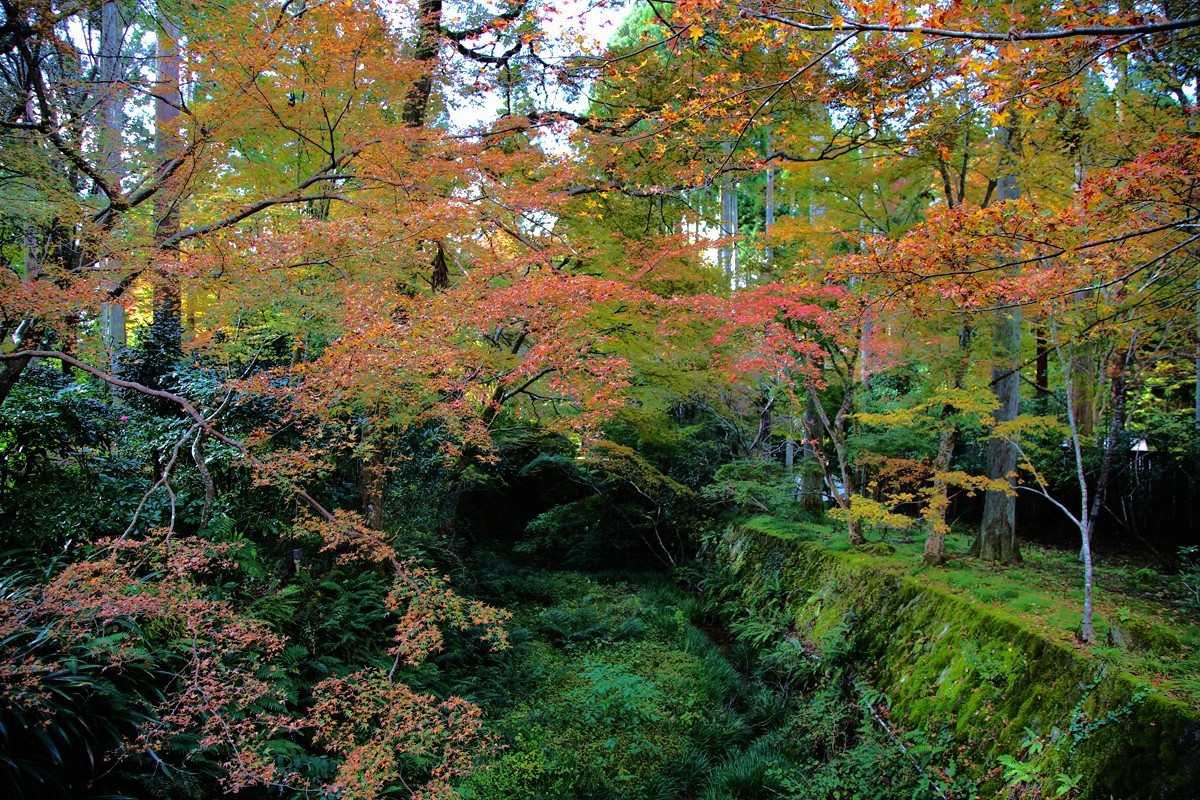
[451,556,976,800]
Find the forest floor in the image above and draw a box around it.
[446,555,972,800]
[743,515,1200,712]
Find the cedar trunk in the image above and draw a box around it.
[975,116,1022,565]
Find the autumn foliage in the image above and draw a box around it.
[3,0,1200,793]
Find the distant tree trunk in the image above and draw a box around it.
[99,0,129,352]
[1034,322,1050,397]
[359,444,388,531]
[764,129,775,266]
[977,306,1022,564]
[924,428,956,565]
[751,388,774,458]
[974,112,1022,566]
[719,166,737,288]
[153,9,182,348]
[1070,322,1096,437]
[358,0,444,529]
[798,391,824,517]
[402,0,442,127]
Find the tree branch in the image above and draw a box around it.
[737,7,1200,42]
[0,350,337,522]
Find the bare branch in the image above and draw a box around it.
[738,6,1200,42]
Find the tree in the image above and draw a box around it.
[2,0,627,790]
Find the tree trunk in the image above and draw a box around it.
[1034,322,1050,397]
[923,426,955,565]
[764,128,775,266]
[806,374,860,545]
[402,0,442,127]
[719,157,737,288]
[974,113,1022,566]
[0,355,33,406]
[926,324,972,565]
[153,9,182,347]
[359,0,444,528]
[1079,347,1130,641]
[99,0,129,352]
[977,309,1022,564]
[360,449,387,531]
[0,241,39,405]
[798,392,824,517]
[1080,516,1096,642]
[845,467,863,546]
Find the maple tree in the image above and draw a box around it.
[0,0,616,792]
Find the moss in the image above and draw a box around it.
[738,514,828,541]
[1118,615,1184,657]
[714,520,1200,799]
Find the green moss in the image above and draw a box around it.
[1118,615,1184,657]
[739,514,829,541]
[713,520,1200,799]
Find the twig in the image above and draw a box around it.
[122,423,197,539]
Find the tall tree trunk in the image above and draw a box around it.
[798,391,824,517]
[99,0,129,352]
[764,129,775,266]
[402,0,442,127]
[153,8,182,348]
[977,306,1022,564]
[719,157,737,288]
[974,112,1023,565]
[1034,322,1050,397]
[358,0,445,528]
[924,427,956,565]
[359,441,387,532]
[843,467,862,546]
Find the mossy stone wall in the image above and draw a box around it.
[718,522,1200,799]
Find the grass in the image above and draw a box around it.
[761,518,1200,711]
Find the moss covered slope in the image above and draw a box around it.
[717,521,1200,799]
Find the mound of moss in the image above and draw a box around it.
[715,521,1200,800]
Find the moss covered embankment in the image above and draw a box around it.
[716,520,1200,799]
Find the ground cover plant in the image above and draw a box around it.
[448,559,976,800]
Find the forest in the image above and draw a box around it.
[2,0,1200,797]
